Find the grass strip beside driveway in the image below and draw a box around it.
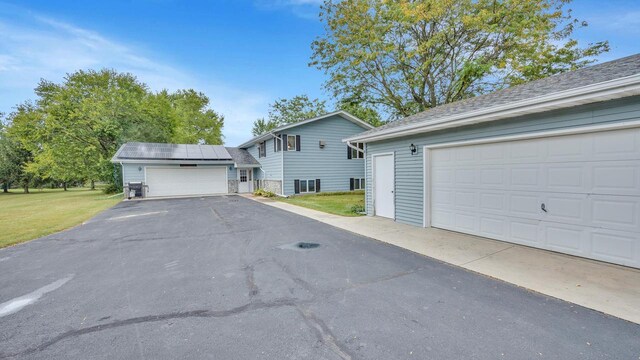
[0,188,121,248]
[277,191,365,217]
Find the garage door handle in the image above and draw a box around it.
[541,203,547,213]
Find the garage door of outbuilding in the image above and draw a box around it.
[427,127,640,269]
[145,167,228,198]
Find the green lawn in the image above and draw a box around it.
[278,191,365,217]
[0,188,121,248]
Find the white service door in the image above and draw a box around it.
[430,127,640,268]
[238,168,253,193]
[146,167,227,198]
[374,154,395,219]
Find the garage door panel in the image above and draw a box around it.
[510,166,541,188]
[508,219,540,246]
[479,216,506,238]
[509,193,542,219]
[543,223,587,253]
[430,127,640,268]
[591,230,639,266]
[591,196,640,231]
[592,127,640,161]
[545,165,586,192]
[146,167,227,198]
[591,163,640,195]
[544,194,587,224]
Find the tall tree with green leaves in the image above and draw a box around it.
[6,69,225,190]
[251,95,327,136]
[0,116,34,193]
[169,89,225,144]
[311,0,609,118]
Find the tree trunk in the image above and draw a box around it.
[63,182,67,191]
[2,183,7,193]
[90,180,95,190]
[23,184,29,194]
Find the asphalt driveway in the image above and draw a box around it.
[0,196,638,359]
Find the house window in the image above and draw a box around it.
[287,135,297,151]
[239,169,248,182]
[349,142,364,159]
[350,177,365,190]
[258,142,266,158]
[274,136,282,152]
[300,180,316,193]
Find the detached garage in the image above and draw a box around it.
[346,54,640,269]
[112,142,259,198]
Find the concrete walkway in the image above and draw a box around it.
[244,195,640,324]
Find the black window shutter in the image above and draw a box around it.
[273,137,277,152]
[347,145,352,159]
[282,134,287,151]
[350,178,354,191]
[296,135,301,151]
[315,179,320,193]
[294,179,300,194]
[258,143,262,158]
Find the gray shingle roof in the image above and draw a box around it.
[225,147,259,165]
[114,142,231,161]
[237,110,372,148]
[353,53,640,140]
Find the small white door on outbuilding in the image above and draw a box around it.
[145,166,227,198]
[429,127,640,268]
[373,153,395,219]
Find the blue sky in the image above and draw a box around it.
[0,0,638,146]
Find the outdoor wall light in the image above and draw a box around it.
[138,166,142,171]
[410,143,417,155]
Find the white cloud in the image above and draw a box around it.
[0,6,268,145]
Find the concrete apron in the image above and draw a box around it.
[243,194,640,324]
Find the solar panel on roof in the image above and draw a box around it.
[117,142,233,160]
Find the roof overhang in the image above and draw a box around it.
[344,73,640,143]
[238,110,373,148]
[234,163,261,168]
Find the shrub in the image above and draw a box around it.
[254,188,276,198]
[350,204,365,214]
[102,183,121,194]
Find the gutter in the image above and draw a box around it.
[344,73,640,143]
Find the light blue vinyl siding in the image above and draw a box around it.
[122,163,145,183]
[121,163,232,184]
[365,96,640,226]
[281,115,367,195]
[247,141,282,181]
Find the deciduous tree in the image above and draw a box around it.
[311,0,609,117]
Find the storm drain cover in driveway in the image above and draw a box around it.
[278,242,321,251]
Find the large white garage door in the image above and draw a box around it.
[145,167,227,198]
[430,127,640,268]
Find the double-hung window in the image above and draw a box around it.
[349,142,364,159]
[258,142,266,158]
[287,135,297,151]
